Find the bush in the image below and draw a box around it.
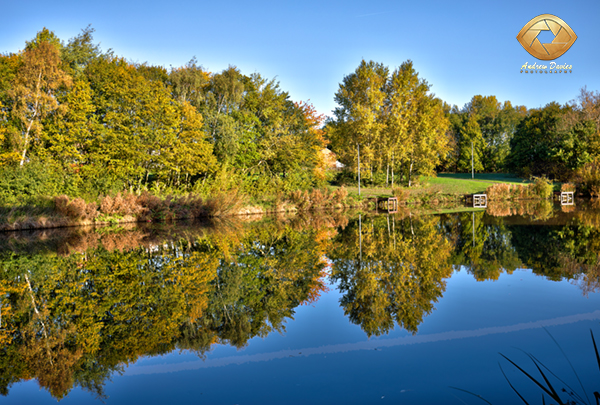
[531,176,553,200]
[560,183,576,193]
[575,159,600,197]
[392,187,409,201]
[0,160,75,206]
[53,195,98,220]
[287,188,349,211]
[99,193,142,216]
[486,179,552,201]
[332,187,348,205]
[486,183,512,200]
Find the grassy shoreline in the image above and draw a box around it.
[0,173,565,232]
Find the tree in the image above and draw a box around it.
[9,37,72,166]
[41,78,96,164]
[384,62,420,186]
[333,60,388,187]
[402,90,449,186]
[507,102,569,178]
[332,60,448,187]
[457,114,485,173]
[169,57,210,108]
[61,25,101,77]
[83,56,216,190]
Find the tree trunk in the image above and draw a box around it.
[391,153,394,188]
[386,162,389,187]
[19,71,42,167]
[357,144,361,196]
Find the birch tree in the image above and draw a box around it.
[9,40,72,166]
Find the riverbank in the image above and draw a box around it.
[0,174,570,232]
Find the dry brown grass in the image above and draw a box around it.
[287,187,349,211]
[486,178,552,201]
[54,196,99,221]
[561,183,576,192]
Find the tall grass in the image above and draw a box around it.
[0,190,250,231]
[498,330,600,405]
[486,177,553,201]
[452,330,600,404]
[287,187,349,211]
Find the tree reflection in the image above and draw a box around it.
[442,211,521,281]
[0,219,330,400]
[2,209,600,400]
[330,214,453,336]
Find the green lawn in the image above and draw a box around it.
[330,173,528,199]
[436,173,527,183]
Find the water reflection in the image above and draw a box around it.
[329,214,452,336]
[0,216,337,399]
[0,206,599,401]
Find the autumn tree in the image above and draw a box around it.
[169,57,210,107]
[332,60,448,187]
[9,33,72,166]
[456,113,485,173]
[333,60,388,187]
[83,56,216,191]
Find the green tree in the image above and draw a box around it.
[61,25,101,77]
[333,60,388,186]
[84,56,216,191]
[457,114,485,173]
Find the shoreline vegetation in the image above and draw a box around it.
[1,28,599,233]
[0,174,578,232]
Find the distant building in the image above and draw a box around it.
[321,148,344,170]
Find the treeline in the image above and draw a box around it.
[328,60,600,190]
[0,27,328,205]
[3,27,600,206]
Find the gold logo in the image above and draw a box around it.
[516,14,577,60]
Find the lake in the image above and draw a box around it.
[1,204,599,404]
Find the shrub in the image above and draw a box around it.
[309,189,327,207]
[392,187,409,202]
[486,179,552,201]
[204,191,246,217]
[53,195,98,220]
[486,183,512,200]
[560,183,576,193]
[289,190,311,210]
[332,187,348,205]
[0,160,74,206]
[575,159,600,197]
[531,176,553,200]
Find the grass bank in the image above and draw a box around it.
[331,173,531,205]
[0,173,559,232]
[0,188,368,232]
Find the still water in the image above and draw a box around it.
[1,205,600,404]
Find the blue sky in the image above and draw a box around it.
[2,0,599,117]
